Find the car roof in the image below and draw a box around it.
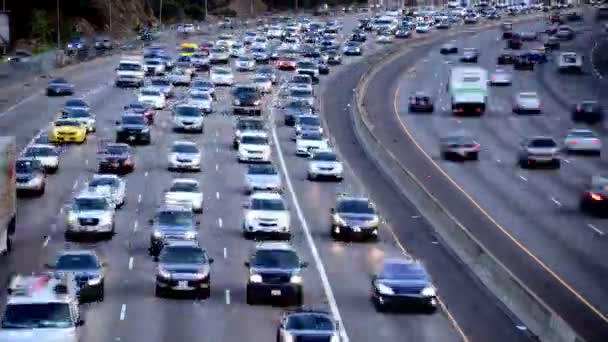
[172,178,200,185]
[250,191,283,200]
[337,194,370,203]
[241,130,268,138]
[27,144,55,150]
[568,128,595,135]
[173,140,197,146]
[57,249,99,258]
[255,241,295,251]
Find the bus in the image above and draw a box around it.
[448,66,488,115]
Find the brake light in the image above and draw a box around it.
[592,139,600,145]
[475,108,481,113]
[571,140,579,145]
[472,144,480,151]
[590,193,603,201]
[577,108,582,112]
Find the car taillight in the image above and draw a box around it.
[492,76,496,81]
[592,139,600,145]
[571,140,579,145]
[473,144,480,151]
[475,108,481,113]
[590,193,603,201]
[577,108,582,112]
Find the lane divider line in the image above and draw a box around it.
[225,289,231,305]
[42,236,50,247]
[218,218,223,228]
[119,304,126,321]
[587,224,605,236]
[128,257,134,270]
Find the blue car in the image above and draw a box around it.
[524,49,548,64]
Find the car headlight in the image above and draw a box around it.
[234,99,241,106]
[333,214,346,226]
[141,127,150,133]
[290,275,303,284]
[249,274,262,283]
[153,230,163,238]
[421,286,436,297]
[87,276,102,286]
[365,216,379,227]
[330,335,340,342]
[184,231,197,240]
[376,283,394,295]
[67,213,78,224]
[158,268,171,279]
[99,216,113,226]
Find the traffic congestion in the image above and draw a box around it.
[0,2,590,342]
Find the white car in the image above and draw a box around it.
[244,31,258,44]
[376,34,394,44]
[191,79,215,98]
[22,144,59,173]
[238,131,271,163]
[168,68,191,86]
[253,75,273,94]
[165,178,204,213]
[168,141,202,171]
[230,43,246,58]
[564,129,601,155]
[138,87,166,109]
[416,24,431,33]
[173,104,204,133]
[307,149,343,181]
[88,174,126,208]
[296,131,329,156]
[144,58,166,75]
[188,91,213,113]
[216,34,236,48]
[242,192,290,239]
[61,108,96,132]
[210,67,234,86]
[236,56,256,71]
[209,47,230,64]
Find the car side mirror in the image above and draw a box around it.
[44,263,55,269]
[209,258,214,264]
[330,208,335,214]
[244,261,250,267]
[76,319,85,326]
[153,255,159,262]
[115,120,120,125]
[300,261,309,268]
[148,218,154,225]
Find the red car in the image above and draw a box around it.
[124,102,155,125]
[276,56,297,70]
[549,13,562,24]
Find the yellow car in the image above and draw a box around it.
[180,43,198,57]
[49,119,87,144]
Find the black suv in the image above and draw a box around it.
[98,143,134,174]
[233,85,262,116]
[331,196,379,241]
[245,242,308,306]
[277,310,340,341]
[115,114,151,145]
[155,241,213,299]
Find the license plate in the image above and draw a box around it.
[177,281,188,290]
[128,136,135,141]
[352,227,361,232]
[270,289,282,296]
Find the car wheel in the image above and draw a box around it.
[155,285,165,298]
[373,297,386,312]
[293,291,303,306]
[307,173,315,181]
[37,184,46,196]
[246,288,256,305]
[519,158,528,169]
[98,283,105,302]
[198,285,210,300]
[470,152,479,161]
[553,159,561,169]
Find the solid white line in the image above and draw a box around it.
[85,159,89,166]
[133,220,138,232]
[216,147,219,153]
[518,175,528,182]
[0,91,43,119]
[128,257,134,270]
[587,224,605,235]
[225,289,231,305]
[270,104,350,342]
[72,180,79,190]
[223,247,227,259]
[216,192,220,200]
[218,218,223,228]
[42,236,50,247]
[550,197,562,207]
[144,171,149,177]
[119,304,126,320]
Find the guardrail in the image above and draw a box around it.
[349,14,585,342]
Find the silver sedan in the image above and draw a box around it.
[489,69,512,86]
[440,134,480,160]
[564,129,601,155]
[513,92,541,114]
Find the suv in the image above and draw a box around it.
[245,242,307,306]
[0,274,84,342]
[115,114,151,145]
[557,52,583,73]
[46,250,106,302]
[277,310,340,341]
[98,143,135,174]
[242,192,290,239]
[233,84,262,115]
[155,241,213,299]
[148,207,200,257]
[15,158,46,196]
[233,118,265,148]
[331,196,380,241]
[173,104,204,133]
[518,136,561,169]
[65,189,116,240]
[238,131,271,163]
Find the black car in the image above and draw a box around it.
[233,85,262,116]
[409,93,434,113]
[115,114,151,144]
[317,61,330,75]
[124,102,155,124]
[330,196,379,241]
[497,53,515,65]
[155,241,213,299]
[395,29,412,38]
[245,242,307,306]
[47,250,106,302]
[46,78,74,96]
[502,30,513,39]
[326,51,342,65]
[460,48,479,63]
[544,36,561,50]
[436,21,450,29]
[507,37,522,49]
[439,44,458,54]
[371,258,438,313]
[283,101,314,126]
[580,176,608,216]
[566,12,582,21]
[572,101,604,124]
[98,143,134,174]
[514,55,535,70]
[277,310,340,342]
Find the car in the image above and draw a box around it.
[276,56,298,70]
[59,108,96,132]
[330,195,379,241]
[165,178,204,213]
[245,242,306,305]
[256,66,277,84]
[416,23,431,33]
[518,136,560,169]
[245,164,282,194]
[236,55,257,72]
[463,15,478,24]
[65,189,116,240]
[210,66,235,86]
[88,173,126,207]
[46,78,74,96]
[238,131,271,163]
[173,104,204,133]
[124,102,155,124]
[63,98,90,112]
[276,310,340,342]
[436,21,451,29]
[343,41,363,56]
[233,117,266,149]
[513,92,541,114]
[513,55,535,70]
[233,84,262,115]
[307,149,343,181]
[253,75,273,94]
[507,37,522,49]
[148,207,199,257]
[209,47,230,64]
[544,36,561,50]
[557,52,583,73]
[525,49,548,64]
[497,53,515,65]
[186,91,213,114]
[168,68,192,86]
[149,77,175,98]
[572,101,604,124]
[115,114,151,145]
[143,58,166,75]
[460,48,479,63]
[288,86,315,107]
[191,53,209,71]
[294,114,323,139]
[439,43,458,54]
[15,158,46,196]
[296,59,320,82]
[242,192,291,240]
[439,134,480,160]
[191,79,216,98]
[502,30,514,39]
[155,241,213,298]
[580,176,608,216]
[326,50,342,65]
[97,143,134,174]
[4,49,32,63]
[49,119,87,144]
[519,31,537,41]
[167,141,202,172]
[371,257,438,313]
[376,33,394,44]
[489,68,512,85]
[46,250,106,302]
[138,87,166,109]
[350,33,367,42]
[556,26,574,41]
[564,129,601,155]
[408,93,434,113]
[22,144,59,173]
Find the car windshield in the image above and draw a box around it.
[65,100,87,108]
[238,120,264,130]
[300,116,320,126]
[54,120,81,127]
[336,199,374,214]
[293,76,310,84]
[24,146,55,157]
[118,63,141,71]
[381,262,429,280]
[519,94,538,100]
[213,68,230,75]
[151,79,171,86]
[16,160,40,173]
[193,81,213,89]
[1,303,73,329]
[235,87,257,96]
[297,62,316,69]
[50,79,68,85]
[126,103,145,110]
[255,76,270,83]
[312,152,337,161]
[291,89,312,97]
[251,198,285,211]
[443,136,474,145]
[56,254,99,270]
[160,246,207,263]
[529,139,557,148]
[63,109,90,118]
[122,116,146,125]
[563,55,577,63]
[141,90,161,96]
[241,136,268,145]
[75,197,109,211]
[192,93,211,100]
[569,131,596,138]
[252,250,298,268]
[286,314,334,331]
[146,60,161,65]
[301,132,323,140]
[181,47,196,53]
[157,210,193,226]
[170,182,198,192]
[581,102,599,111]
[173,144,199,153]
[175,106,200,117]
[248,165,277,175]
[90,177,119,188]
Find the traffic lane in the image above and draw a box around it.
[396,22,608,314]
[272,112,462,341]
[362,28,608,341]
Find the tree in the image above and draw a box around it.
[31,9,51,44]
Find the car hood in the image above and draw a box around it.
[297,139,326,147]
[165,191,202,200]
[246,174,280,185]
[337,213,375,222]
[160,262,209,274]
[310,161,340,168]
[248,210,288,220]
[378,278,429,291]
[172,153,199,160]
[0,328,78,342]
[72,210,110,218]
[240,144,269,152]
[120,124,147,130]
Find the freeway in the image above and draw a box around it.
[360,10,608,342]
[0,13,466,342]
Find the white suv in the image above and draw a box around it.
[242,192,290,239]
[238,131,271,163]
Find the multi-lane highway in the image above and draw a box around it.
[358,8,608,342]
